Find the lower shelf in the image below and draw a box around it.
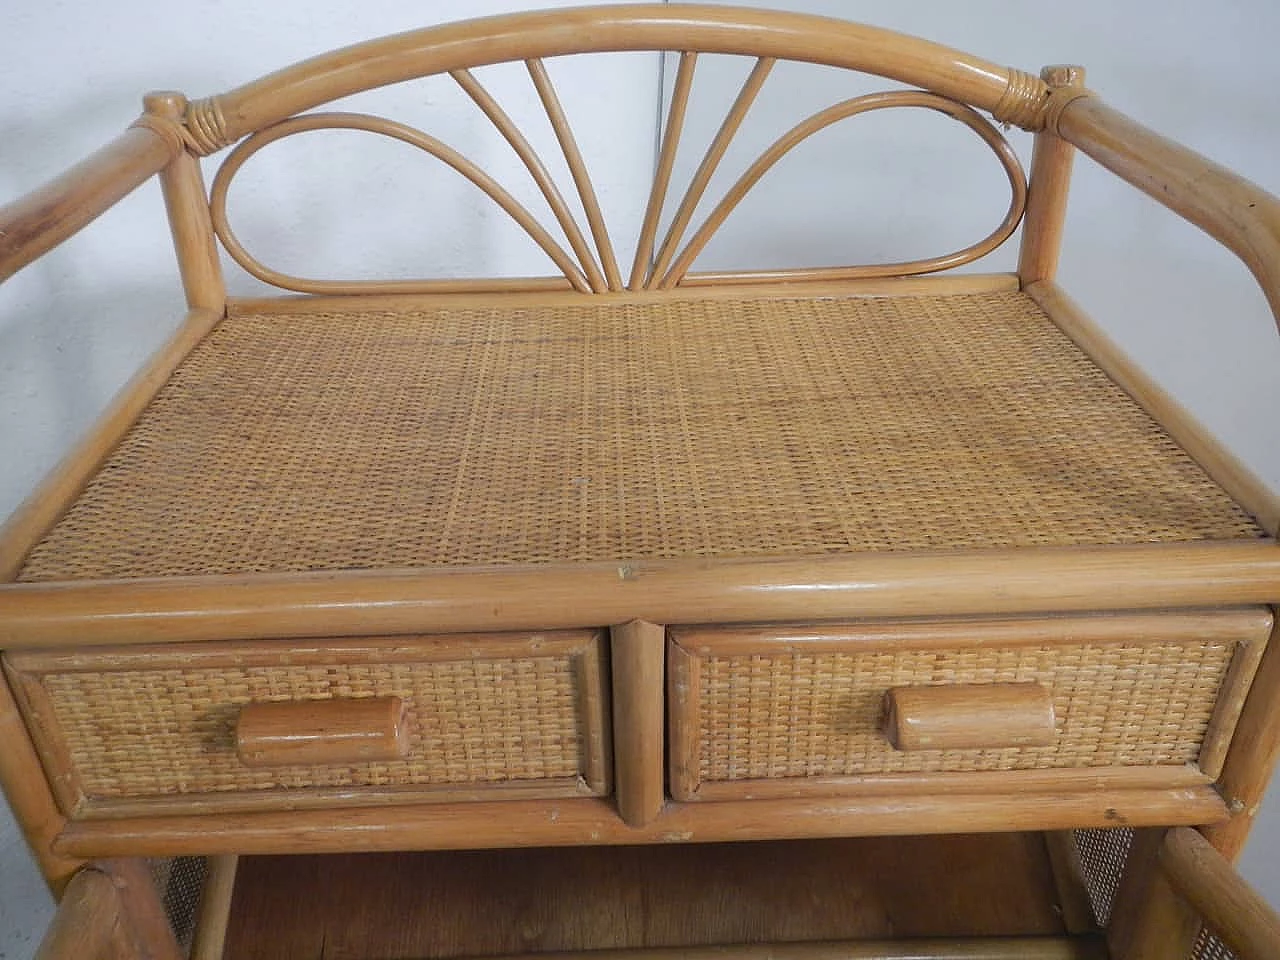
[217,834,1090,960]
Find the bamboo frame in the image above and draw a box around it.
[34,860,184,960]
[186,7,1048,151]
[648,56,774,287]
[451,67,608,293]
[0,126,179,282]
[1159,827,1280,960]
[661,91,1027,288]
[1017,65,1086,285]
[2,543,1277,649]
[630,51,697,290]
[190,855,238,960]
[51,787,1229,860]
[526,58,622,291]
[1055,94,1280,332]
[427,939,1110,960]
[1203,614,1280,860]
[609,620,666,826]
[207,111,593,294]
[143,92,226,313]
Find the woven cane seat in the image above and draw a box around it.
[18,291,1262,582]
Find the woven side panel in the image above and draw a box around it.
[697,640,1234,780]
[149,857,208,956]
[1072,827,1135,927]
[1191,926,1240,960]
[18,293,1262,581]
[42,656,584,799]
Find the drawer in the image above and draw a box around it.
[668,610,1271,801]
[4,630,610,818]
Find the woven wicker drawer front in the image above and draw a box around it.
[4,631,609,818]
[668,611,1270,801]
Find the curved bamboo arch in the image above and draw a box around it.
[660,91,1029,289]
[183,5,1049,154]
[208,112,594,295]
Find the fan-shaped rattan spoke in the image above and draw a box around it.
[648,56,776,289]
[451,67,608,293]
[208,111,592,295]
[661,91,1029,288]
[526,58,623,291]
[629,51,698,291]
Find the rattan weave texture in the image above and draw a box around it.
[693,638,1236,781]
[18,292,1262,581]
[37,654,587,801]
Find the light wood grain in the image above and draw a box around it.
[195,6,1044,150]
[190,855,237,960]
[610,620,665,826]
[1160,826,1280,960]
[883,682,1056,751]
[0,125,177,282]
[1056,94,1280,333]
[219,836,1073,958]
[235,697,408,767]
[2,543,1278,649]
[1028,280,1280,536]
[1017,66,1085,285]
[52,787,1228,859]
[1203,614,1280,860]
[0,307,222,584]
[143,92,226,312]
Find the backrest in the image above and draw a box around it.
[150,4,1059,296]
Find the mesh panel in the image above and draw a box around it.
[1191,926,1240,960]
[148,856,208,956]
[19,293,1263,582]
[1073,827,1134,927]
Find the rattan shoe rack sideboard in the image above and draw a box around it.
[3,6,1280,960]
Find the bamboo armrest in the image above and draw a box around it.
[1056,95,1280,337]
[0,125,180,284]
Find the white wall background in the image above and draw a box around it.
[2,1,1278,955]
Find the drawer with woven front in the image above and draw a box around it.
[667,610,1271,801]
[4,631,609,818]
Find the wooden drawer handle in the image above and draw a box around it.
[236,697,409,767]
[882,682,1055,751]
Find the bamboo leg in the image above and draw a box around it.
[1017,65,1085,286]
[0,668,82,893]
[143,92,226,313]
[1202,613,1280,860]
[1106,829,1201,960]
[610,620,666,826]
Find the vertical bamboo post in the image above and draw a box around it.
[0,669,83,893]
[610,620,666,826]
[142,92,226,313]
[1106,829,1201,960]
[1202,614,1280,860]
[1017,65,1086,285]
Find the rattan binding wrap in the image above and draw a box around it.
[695,638,1236,781]
[19,292,1262,581]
